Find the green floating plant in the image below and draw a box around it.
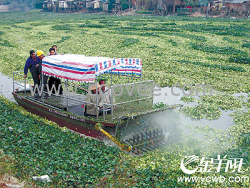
[180,96,197,103]
[180,102,222,120]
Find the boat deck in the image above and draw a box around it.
[16,91,115,122]
[15,91,181,124]
[18,92,86,114]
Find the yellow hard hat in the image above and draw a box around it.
[37,50,44,57]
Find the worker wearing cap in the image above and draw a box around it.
[36,50,51,98]
[37,50,46,78]
[85,84,103,117]
[24,50,41,89]
[37,50,44,59]
[98,79,114,115]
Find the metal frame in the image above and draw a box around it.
[13,72,99,113]
[109,70,142,121]
[13,71,32,97]
[13,68,144,122]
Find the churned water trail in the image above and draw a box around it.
[150,86,238,154]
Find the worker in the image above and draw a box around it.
[37,50,45,77]
[36,50,50,98]
[99,79,114,115]
[47,45,59,56]
[47,76,63,95]
[85,84,103,117]
[46,47,63,96]
[37,50,45,73]
[24,50,41,97]
[48,47,56,56]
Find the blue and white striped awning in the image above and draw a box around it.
[42,54,142,81]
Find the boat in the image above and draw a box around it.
[12,54,182,153]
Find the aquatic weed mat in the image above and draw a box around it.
[0,12,250,187]
[0,95,249,187]
[0,12,249,93]
[0,95,121,187]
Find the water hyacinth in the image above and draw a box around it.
[0,12,249,187]
[180,102,222,120]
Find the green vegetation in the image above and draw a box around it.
[242,42,250,48]
[0,96,249,187]
[180,23,250,37]
[0,96,121,187]
[1,12,248,93]
[178,60,246,72]
[164,32,207,42]
[222,37,239,43]
[153,102,167,109]
[181,94,245,119]
[52,24,74,31]
[191,43,247,55]
[200,94,244,110]
[180,96,197,103]
[0,12,249,187]
[57,36,71,43]
[121,38,139,47]
[228,55,250,64]
[135,10,154,14]
[181,102,222,120]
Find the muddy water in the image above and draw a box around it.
[153,86,235,130]
[0,72,15,102]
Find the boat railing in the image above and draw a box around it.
[36,84,153,122]
[13,72,101,119]
[13,71,33,97]
[13,72,155,122]
[102,80,154,121]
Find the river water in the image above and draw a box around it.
[0,72,15,102]
[0,72,238,131]
[153,86,236,130]
[0,72,241,154]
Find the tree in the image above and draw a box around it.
[34,0,43,9]
[0,0,13,5]
[108,0,131,11]
[122,0,132,10]
[185,0,199,6]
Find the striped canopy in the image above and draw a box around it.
[42,54,142,81]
